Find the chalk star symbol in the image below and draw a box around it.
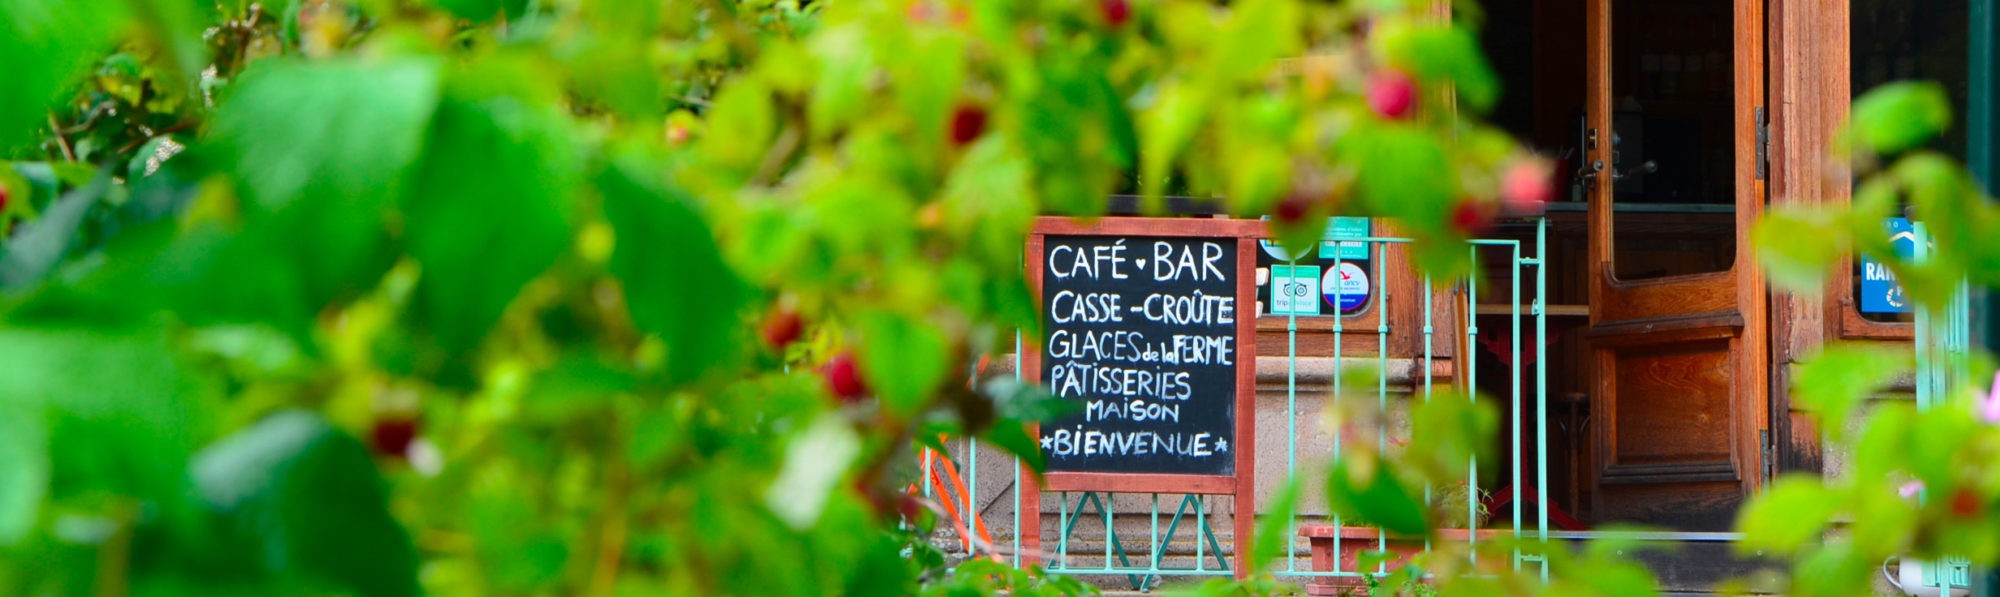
[1215,439,1228,453]
[1040,435,1056,450]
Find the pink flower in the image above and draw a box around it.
[1900,480,1925,500]
[1983,370,2000,424]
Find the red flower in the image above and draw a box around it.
[761,308,804,351]
[1368,70,1418,120]
[1950,487,1983,518]
[1101,0,1131,27]
[823,351,869,402]
[949,103,988,147]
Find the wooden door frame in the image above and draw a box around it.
[1583,0,1771,516]
[1766,0,1850,477]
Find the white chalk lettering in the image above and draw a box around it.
[1137,292,1236,326]
[1049,290,1125,324]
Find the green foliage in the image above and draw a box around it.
[0,0,130,150]
[601,161,751,385]
[1744,81,2000,595]
[1788,344,1912,443]
[1848,81,1953,156]
[190,410,418,597]
[0,0,1565,594]
[1252,477,1303,571]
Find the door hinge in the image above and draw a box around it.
[1754,106,1769,181]
[1759,428,1775,482]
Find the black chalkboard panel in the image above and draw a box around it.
[1038,235,1241,476]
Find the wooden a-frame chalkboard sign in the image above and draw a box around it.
[1020,216,1260,577]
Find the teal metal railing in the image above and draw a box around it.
[921,217,1553,591]
[1912,223,1976,593]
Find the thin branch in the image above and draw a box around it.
[47,112,76,162]
[585,428,631,597]
[673,93,712,109]
[115,121,199,156]
[748,124,803,188]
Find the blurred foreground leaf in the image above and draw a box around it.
[191,410,418,597]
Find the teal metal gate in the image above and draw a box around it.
[920,218,1555,590]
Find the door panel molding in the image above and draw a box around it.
[1587,312,1745,344]
[1601,462,1739,485]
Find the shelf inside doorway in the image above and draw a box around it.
[1475,304,1589,317]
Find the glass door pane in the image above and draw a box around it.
[1608,0,1737,281]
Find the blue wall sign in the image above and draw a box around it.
[1321,262,1369,312]
[1860,217,1916,314]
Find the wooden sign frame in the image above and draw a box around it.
[1020,216,1262,577]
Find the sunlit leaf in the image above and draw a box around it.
[1736,475,1839,555]
[1752,206,1848,292]
[1371,19,1501,112]
[1209,0,1302,85]
[807,25,875,141]
[1791,343,1911,442]
[766,415,861,530]
[858,309,949,416]
[1327,456,1430,536]
[1850,81,1952,156]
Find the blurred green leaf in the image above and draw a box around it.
[807,25,876,141]
[1791,343,1911,442]
[1351,124,1452,222]
[701,79,779,181]
[128,0,219,88]
[1408,395,1498,480]
[1209,0,1302,85]
[0,327,215,502]
[982,421,1045,472]
[0,402,47,546]
[1736,475,1839,555]
[765,415,860,530]
[1253,477,1302,570]
[0,167,108,289]
[1139,83,1208,211]
[208,56,442,306]
[0,0,130,150]
[857,309,948,416]
[192,410,418,597]
[405,61,578,353]
[601,162,750,384]
[891,31,967,156]
[431,0,528,22]
[1371,19,1501,112]
[1752,206,1848,292]
[1327,456,1430,536]
[1850,81,1952,155]
[209,56,441,215]
[466,488,570,592]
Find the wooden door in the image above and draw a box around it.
[1583,0,1768,531]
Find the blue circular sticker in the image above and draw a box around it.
[1321,262,1370,312]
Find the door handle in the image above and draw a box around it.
[1575,160,1605,189]
[1612,160,1657,182]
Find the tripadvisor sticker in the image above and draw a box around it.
[1322,262,1369,312]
